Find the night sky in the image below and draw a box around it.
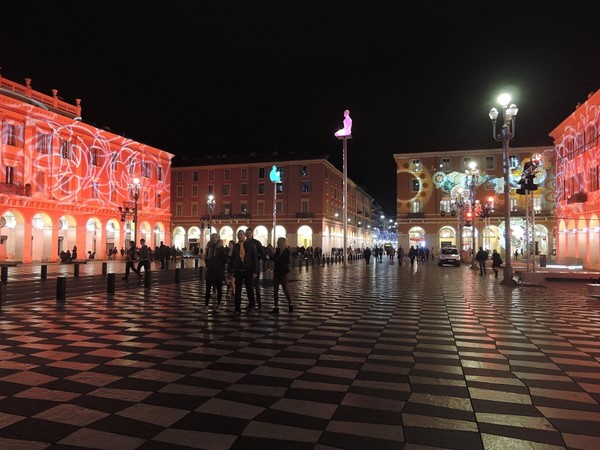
[2,1,599,213]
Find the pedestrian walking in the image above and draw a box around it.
[491,249,503,278]
[229,229,258,316]
[159,241,170,269]
[363,247,372,266]
[408,246,417,267]
[122,240,139,279]
[271,237,293,314]
[204,234,227,306]
[136,238,151,277]
[245,227,265,308]
[476,246,489,275]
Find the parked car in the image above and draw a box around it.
[438,246,460,266]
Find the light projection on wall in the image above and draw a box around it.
[28,119,172,208]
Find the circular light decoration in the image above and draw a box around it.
[432,171,446,188]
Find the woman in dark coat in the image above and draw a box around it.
[204,234,228,306]
[271,237,293,314]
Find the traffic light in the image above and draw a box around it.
[464,211,473,227]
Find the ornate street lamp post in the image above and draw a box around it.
[119,177,141,246]
[489,94,518,286]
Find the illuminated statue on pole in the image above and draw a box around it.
[334,109,352,137]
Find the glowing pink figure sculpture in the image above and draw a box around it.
[334,109,352,137]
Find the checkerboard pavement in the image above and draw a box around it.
[0,260,600,449]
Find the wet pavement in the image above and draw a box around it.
[0,258,599,449]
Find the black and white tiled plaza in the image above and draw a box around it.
[0,259,600,449]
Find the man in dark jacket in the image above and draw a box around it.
[229,229,258,316]
[476,247,489,275]
[204,234,227,306]
[245,227,265,308]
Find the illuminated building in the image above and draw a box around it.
[551,89,600,269]
[170,154,375,252]
[393,148,556,260]
[0,75,173,262]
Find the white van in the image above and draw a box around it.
[438,246,461,266]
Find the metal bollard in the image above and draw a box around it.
[107,273,116,294]
[180,259,185,269]
[305,258,309,269]
[175,268,181,283]
[165,259,169,270]
[41,265,48,280]
[1,266,7,283]
[56,276,67,302]
[144,270,151,289]
[102,262,108,275]
[194,258,198,268]
[74,263,80,277]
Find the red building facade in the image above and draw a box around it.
[0,75,174,262]
[170,154,375,253]
[551,89,600,269]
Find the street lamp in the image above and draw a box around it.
[118,177,141,245]
[269,165,282,246]
[207,194,215,246]
[334,109,353,267]
[490,93,518,286]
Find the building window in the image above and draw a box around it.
[176,186,183,197]
[257,201,265,215]
[191,203,198,216]
[240,203,248,214]
[208,184,214,195]
[485,156,495,170]
[111,153,118,171]
[276,183,283,194]
[222,184,230,196]
[301,199,309,213]
[129,159,135,174]
[61,140,71,159]
[241,183,248,195]
[592,165,600,192]
[411,179,420,192]
[511,197,519,212]
[193,171,199,182]
[208,171,214,181]
[157,167,163,181]
[224,169,230,181]
[440,199,452,214]
[143,191,149,208]
[4,166,14,185]
[192,185,198,197]
[91,147,99,166]
[301,165,309,176]
[141,161,150,178]
[91,180,99,199]
[533,196,542,213]
[4,124,17,146]
[223,203,231,215]
[177,172,183,182]
[175,203,183,216]
[411,159,422,172]
[411,200,422,213]
[258,168,265,179]
[241,168,248,180]
[110,184,117,202]
[441,158,451,171]
[462,156,472,169]
[301,181,311,193]
[156,193,162,208]
[276,201,283,214]
[36,132,51,154]
[258,183,265,194]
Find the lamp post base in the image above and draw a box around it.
[501,266,518,287]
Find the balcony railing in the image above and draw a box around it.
[0,183,31,196]
[406,212,425,219]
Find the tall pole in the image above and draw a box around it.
[342,136,348,267]
[132,178,140,245]
[273,181,277,247]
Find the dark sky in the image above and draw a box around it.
[2,1,599,213]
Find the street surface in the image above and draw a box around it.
[0,258,598,449]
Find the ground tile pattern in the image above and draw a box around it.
[0,260,599,448]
